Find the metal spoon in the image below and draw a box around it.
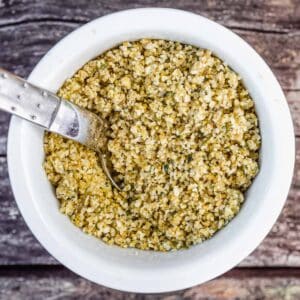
[0,68,121,190]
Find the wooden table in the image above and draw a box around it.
[0,1,299,299]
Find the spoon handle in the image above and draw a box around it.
[0,68,59,128]
[0,68,107,152]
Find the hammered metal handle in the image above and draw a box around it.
[0,68,120,189]
[0,68,108,153]
[0,68,59,128]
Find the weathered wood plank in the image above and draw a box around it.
[287,91,300,138]
[1,267,300,300]
[0,22,77,78]
[0,23,299,90]
[0,141,299,266]
[243,189,300,266]
[236,30,300,91]
[0,112,10,156]
[0,0,299,32]
[0,157,57,265]
[184,271,300,300]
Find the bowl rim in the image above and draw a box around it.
[7,7,295,293]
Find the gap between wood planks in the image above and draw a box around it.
[0,17,297,35]
[1,265,300,278]
[0,18,83,29]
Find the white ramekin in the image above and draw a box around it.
[7,8,295,293]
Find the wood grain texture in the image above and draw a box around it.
[288,91,300,137]
[1,267,300,300]
[0,8,299,90]
[0,0,299,32]
[0,113,9,155]
[0,157,57,264]
[0,141,299,266]
[0,22,77,78]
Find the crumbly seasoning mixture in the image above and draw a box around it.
[44,39,260,251]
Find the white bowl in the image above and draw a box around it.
[7,8,295,293]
